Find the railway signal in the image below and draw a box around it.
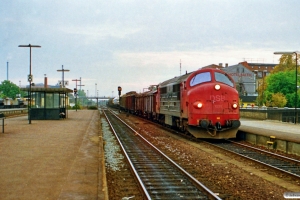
[118,86,122,112]
[118,86,122,96]
[74,88,77,95]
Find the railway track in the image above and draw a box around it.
[103,108,221,200]
[110,107,300,180]
[206,139,300,179]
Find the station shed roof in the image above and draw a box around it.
[20,87,73,93]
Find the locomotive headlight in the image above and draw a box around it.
[214,84,221,90]
[193,101,203,109]
[232,103,238,109]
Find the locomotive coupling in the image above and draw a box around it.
[216,122,222,130]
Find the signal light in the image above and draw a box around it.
[193,101,203,109]
[214,84,221,90]
[74,88,77,95]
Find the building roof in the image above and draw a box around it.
[240,61,277,73]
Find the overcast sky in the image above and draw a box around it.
[1,0,300,97]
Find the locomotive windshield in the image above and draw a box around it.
[214,72,234,87]
[190,72,211,86]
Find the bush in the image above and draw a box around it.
[72,104,81,110]
[88,106,98,110]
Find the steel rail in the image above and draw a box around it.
[103,108,221,199]
[229,139,300,164]
[206,140,300,179]
[103,109,151,199]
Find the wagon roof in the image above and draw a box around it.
[137,89,157,96]
[121,91,137,98]
[126,91,137,95]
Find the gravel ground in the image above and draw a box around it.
[105,111,300,200]
[101,116,143,200]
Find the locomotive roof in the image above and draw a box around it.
[159,72,192,87]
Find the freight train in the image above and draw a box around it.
[118,67,240,139]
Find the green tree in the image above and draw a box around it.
[77,89,86,97]
[265,70,296,107]
[266,93,287,107]
[0,80,25,99]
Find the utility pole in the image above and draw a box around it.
[57,65,70,114]
[72,79,80,111]
[57,65,70,88]
[180,59,181,76]
[80,77,82,91]
[78,77,84,106]
[72,78,85,111]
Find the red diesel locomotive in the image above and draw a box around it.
[119,67,240,139]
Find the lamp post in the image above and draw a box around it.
[18,44,41,124]
[274,51,299,124]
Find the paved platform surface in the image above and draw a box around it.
[0,110,107,200]
[240,118,300,143]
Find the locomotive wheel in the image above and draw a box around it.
[181,120,188,134]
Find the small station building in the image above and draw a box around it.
[21,77,73,120]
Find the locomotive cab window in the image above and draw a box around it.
[214,72,234,87]
[190,72,211,86]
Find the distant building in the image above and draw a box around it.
[222,63,256,96]
[242,62,276,78]
[203,61,277,107]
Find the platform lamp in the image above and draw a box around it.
[18,44,41,124]
[274,51,299,124]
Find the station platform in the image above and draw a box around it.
[0,110,108,200]
[239,118,300,155]
[240,118,300,143]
